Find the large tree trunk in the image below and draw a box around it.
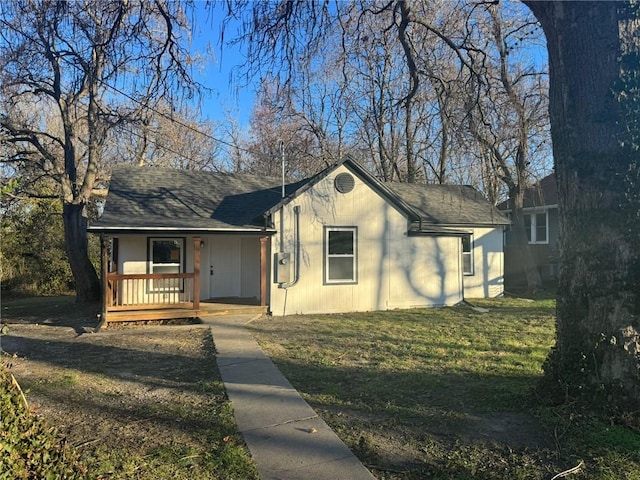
[63,203,101,303]
[525,1,640,411]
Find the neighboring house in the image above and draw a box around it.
[497,173,560,288]
[88,157,509,321]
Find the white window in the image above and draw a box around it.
[149,238,184,291]
[462,234,474,276]
[524,212,548,244]
[324,227,357,284]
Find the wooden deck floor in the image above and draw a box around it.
[104,298,266,323]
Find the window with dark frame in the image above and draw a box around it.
[325,227,357,284]
[462,234,474,276]
[149,238,184,292]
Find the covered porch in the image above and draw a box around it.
[99,235,271,324]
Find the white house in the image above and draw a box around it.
[88,157,509,322]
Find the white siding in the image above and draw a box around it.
[269,165,465,315]
[241,236,261,299]
[462,227,505,298]
[388,235,463,309]
[116,234,262,303]
[119,235,147,276]
[118,235,193,305]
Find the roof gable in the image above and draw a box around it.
[526,173,558,207]
[263,156,423,220]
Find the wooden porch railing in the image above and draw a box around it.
[106,273,199,312]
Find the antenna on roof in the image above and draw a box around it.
[280,140,285,199]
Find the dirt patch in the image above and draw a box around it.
[1,323,215,446]
[462,411,550,448]
[0,297,257,479]
[316,402,554,477]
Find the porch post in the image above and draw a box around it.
[100,235,109,321]
[260,236,269,307]
[193,237,201,311]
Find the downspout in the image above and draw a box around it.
[460,235,466,303]
[279,205,300,288]
[279,207,285,253]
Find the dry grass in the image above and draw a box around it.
[248,298,640,480]
[1,296,258,480]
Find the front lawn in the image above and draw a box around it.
[249,297,640,480]
[1,296,258,480]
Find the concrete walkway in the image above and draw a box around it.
[203,314,376,480]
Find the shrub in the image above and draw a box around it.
[0,365,89,479]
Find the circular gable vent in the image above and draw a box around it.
[334,172,355,194]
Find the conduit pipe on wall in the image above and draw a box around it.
[279,205,300,289]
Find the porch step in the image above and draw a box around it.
[105,308,201,323]
[104,304,266,323]
[199,305,267,317]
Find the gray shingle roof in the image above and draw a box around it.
[90,163,508,233]
[386,183,510,226]
[89,166,308,232]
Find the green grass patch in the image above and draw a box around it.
[0,365,89,479]
[249,298,640,479]
[253,299,554,413]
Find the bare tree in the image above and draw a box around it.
[462,3,550,293]
[289,60,350,166]
[108,104,223,172]
[218,108,251,173]
[224,0,479,184]
[347,12,406,181]
[0,0,199,302]
[243,79,324,180]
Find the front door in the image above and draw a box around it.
[209,237,241,299]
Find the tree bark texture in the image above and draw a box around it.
[525,1,640,410]
[63,203,101,303]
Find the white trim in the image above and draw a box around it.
[524,211,549,244]
[501,204,558,214]
[525,204,558,211]
[324,227,357,284]
[89,226,276,233]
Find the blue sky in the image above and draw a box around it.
[189,2,255,127]
[185,1,548,137]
